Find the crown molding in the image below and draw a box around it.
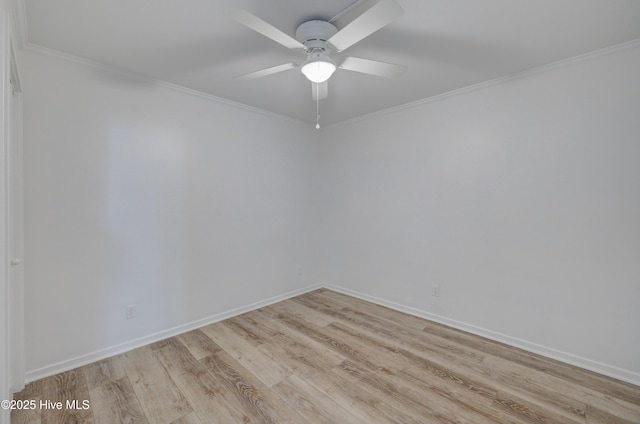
[23,42,308,126]
[8,0,28,47]
[326,37,640,129]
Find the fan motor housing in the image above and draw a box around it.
[296,20,338,51]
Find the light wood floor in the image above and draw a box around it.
[12,288,640,423]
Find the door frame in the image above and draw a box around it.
[1,11,23,419]
[8,36,23,394]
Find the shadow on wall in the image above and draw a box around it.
[106,121,187,345]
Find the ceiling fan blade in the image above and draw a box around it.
[340,56,406,78]
[327,0,403,52]
[234,63,298,80]
[233,10,306,51]
[312,81,328,100]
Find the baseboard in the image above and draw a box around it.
[23,282,640,387]
[323,284,640,387]
[24,283,322,383]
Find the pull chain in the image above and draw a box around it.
[315,84,320,129]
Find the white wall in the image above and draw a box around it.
[21,48,321,377]
[319,44,640,382]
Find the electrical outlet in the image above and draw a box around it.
[297,266,303,277]
[432,285,440,297]
[126,304,137,319]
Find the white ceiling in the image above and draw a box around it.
[20,0,640,125]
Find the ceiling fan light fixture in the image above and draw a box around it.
[301,56,336,83]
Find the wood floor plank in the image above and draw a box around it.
[328,324,526,424]
[259,305,379,369]
[245,309,347,372]
[395,365,527,424]
[221,315,268,347]
[14,289,640,424]
[10,399,42,424]
[333,359,472,424]
[585,404,639,424]
[265,297,336,327]
[325,318,586,424]
[176,329,222,361]
[265,305,509,423]
[40,368,94,424]
[297,290,486,364]
[420,318,640,406]
[482,354,640,422]
[200,350,305,423]
[300,317,527,423]
[316,289,431,331]
[89,377,147,424]
[170,412,203,424]
[305,361,427,423]
[120,346,192,424]
[83,356,126,390]
[10,381,42,423]
[153,338,250,423]
[12,380,42,401]
[299,292,596,423]
[343,319,586,422]
[273,374,367,424]
[282,307,583,424]
[200,321,291,387]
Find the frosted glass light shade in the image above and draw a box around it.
[301,59,336,83]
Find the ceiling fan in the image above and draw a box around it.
[233,0,407,103]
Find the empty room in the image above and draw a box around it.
[2,0,640,423]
